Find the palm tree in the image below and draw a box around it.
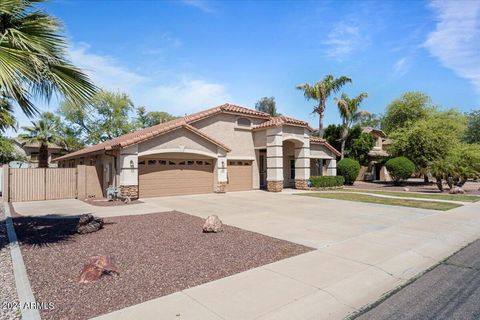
[296,75,351,138]
[19,117,61,168]
[0,0,97,120]
[0,98,16,132]
[335,92,369,159]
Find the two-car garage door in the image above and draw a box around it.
[139,158,213,197]
[138,158,253,197]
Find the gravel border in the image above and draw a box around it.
[14,211,313,320]
[0,207,21,320]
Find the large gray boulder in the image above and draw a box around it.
[202,215,223,233]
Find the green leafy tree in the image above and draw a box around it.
[335,92,369,159]
[382,92,431,134]
[389,109,466,179]
[464,110,480,144]
[19,117,62,168]
[349,133,374,165]
[296,75,352,138]
[0,136,25,164]
[255,97,281,116]
[59,90,135,144]
[135,106,178,128]
[430,144,480,191]
[0,0,97,120]
[354,113,382,129]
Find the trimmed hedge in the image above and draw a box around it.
[309,176,345,188]
[385,156,415,185]
[337,158,361,185]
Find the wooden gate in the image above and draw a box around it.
[5,165,103,202]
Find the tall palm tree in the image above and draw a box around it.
[296,75,351,138]
[19,117,61,168]
[0,0,97,120]
[335,92,370,159]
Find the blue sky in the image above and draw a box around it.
[8,0,480,135]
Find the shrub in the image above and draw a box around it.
[385,156,415,185]
[337,158,361,185]
[309,176,345,188]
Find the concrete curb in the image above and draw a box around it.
[3,202,41,320]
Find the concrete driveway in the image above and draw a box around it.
[12,191,480,319]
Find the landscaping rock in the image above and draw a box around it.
[77,255,118,283]
[403,187,410,192]
[76,214,104,234]
[449,187,465,194]
[202,215,223,233]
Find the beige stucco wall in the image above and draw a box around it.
[310,144,336,159]
[193,114,264,189]
[138,127,219,157]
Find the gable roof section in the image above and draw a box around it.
[309,137,341,156]
[55,103,319,162]
[252,116,313,131]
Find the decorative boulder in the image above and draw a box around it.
[203,215,223,233]
[403,187,410,192]
[77,255,119,283]
[449,187,465,194]
[76,214,104,234]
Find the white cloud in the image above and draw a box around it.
[67,43,230,116]
[180,0,213,13]
[69,43,146,93]
[145,79,231,115]
[424,0,480,92]
[324,22,369,60]
[393,57,410,78]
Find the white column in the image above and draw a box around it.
[118,145,139,199]
[326,159,337,176]
[266,127,283,192]
[216,148,228,192]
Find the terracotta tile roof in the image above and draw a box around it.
[55,103,262,161]
[309,137,341,156]
[252,116,313,131]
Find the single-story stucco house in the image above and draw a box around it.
[13,138,63,168]
[55,103,340,198]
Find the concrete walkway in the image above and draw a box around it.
[12,191,480,319]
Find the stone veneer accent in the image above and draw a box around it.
[216,182,227,193]
[267,180,283,192]
[295,179,310,190]
[119,185,139,199]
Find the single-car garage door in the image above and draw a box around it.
[139,158,213,197]
[227,160,253,191]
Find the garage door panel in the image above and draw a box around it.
[227,161,253,192]
[139,158,213,197]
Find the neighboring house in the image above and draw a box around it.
[356,127,392,181]
[13,138,63,168]
[55,103,340,198]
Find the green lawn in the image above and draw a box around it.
[298,192,463,211]
[341,188,480,202]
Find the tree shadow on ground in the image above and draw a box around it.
[9,215,114,249]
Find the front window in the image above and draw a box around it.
[237,117,251,127]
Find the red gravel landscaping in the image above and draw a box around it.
[13,211,312,320]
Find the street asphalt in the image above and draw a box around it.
[355,239,480,320]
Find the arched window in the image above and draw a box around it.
[236,117,251,127]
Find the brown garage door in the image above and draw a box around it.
[139,158,213,197]
[227,160,253,191]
